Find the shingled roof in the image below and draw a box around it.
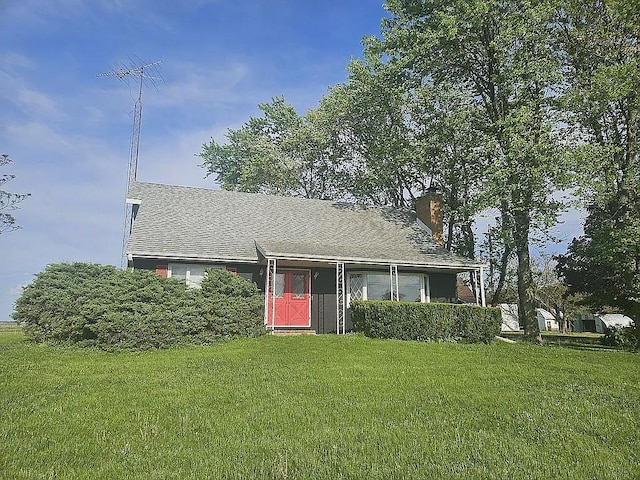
[126,182,482,270]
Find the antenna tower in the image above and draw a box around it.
[98,59,162,268]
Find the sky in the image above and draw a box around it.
[0,0,584,321]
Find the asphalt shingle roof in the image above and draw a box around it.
[127,182,482,270]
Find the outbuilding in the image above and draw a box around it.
[573,313,634,333]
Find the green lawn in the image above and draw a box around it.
[1,332,638,479]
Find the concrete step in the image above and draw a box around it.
[272,329,317,336]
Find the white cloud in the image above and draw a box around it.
[138,125,228,188]
[154,60,250,108]
[15,88,61,118]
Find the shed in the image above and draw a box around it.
[574,313,634,333]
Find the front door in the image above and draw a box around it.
[270,270,310,327]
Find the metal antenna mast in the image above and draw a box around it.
[98,59,162,268]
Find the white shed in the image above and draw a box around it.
[574,313,634,333]
[537,308,560,331]
[499,304,520,332]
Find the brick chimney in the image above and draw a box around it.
[415,187,444,244]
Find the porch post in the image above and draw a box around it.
[479,266,486,307]
[472,270,480,306]
[336,262,345,334]
[263,260,271,327]
[264,258,277,330]
[389,264,399,301]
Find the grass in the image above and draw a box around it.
[500,331,611,350]
[1,332,638,479]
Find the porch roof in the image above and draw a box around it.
[127,182,482,270]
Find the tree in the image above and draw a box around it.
[314,55,422,209]
[556,198,640,323]
[1,154,30,234]
[371,0,571,342]
[554,0,639,323]
[199,97,345,200]
[314,55,488,260]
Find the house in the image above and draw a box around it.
[126,182,487,334]
[498,304,520,332]
[537,308,560,331]
[573,313,634,333]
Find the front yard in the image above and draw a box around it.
[0,331,638,479]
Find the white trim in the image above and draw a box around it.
[425,274,431,303]
[479,266,486,307]
[262,254,482,270]
[131,251,485,272]
[168,263,224,288]
[264,258,274,327]
[125,197,142,205]
[131,253,259,263]
[348,271,428,304]
[336,263,346,334]
[415,217,433,235]
[389,265,399,302]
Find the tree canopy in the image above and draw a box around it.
[555,0,639,324]
[197,0,639,336]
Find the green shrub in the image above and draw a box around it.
[12,263,265,350]
[602,325,639,351]
[350,300,501,344]
[199,269,266,339]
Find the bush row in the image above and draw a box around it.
[12,263,265,350]
[350,300,502,344]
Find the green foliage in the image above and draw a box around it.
[554,1,639,324]
[556,197,640,323]
[198,269,265,339]
[371,0,575,341]
[12,263,265,350]
[350,300,501,344]
[198,97,344,200]
[602,325,640,351]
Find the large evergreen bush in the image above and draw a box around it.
[12,263,265,350]
[350,300,501,344]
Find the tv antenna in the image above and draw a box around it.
[98,58,162,268]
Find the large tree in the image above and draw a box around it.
[556,199,640,322]
[555,1,639,322]
[314,55,488,258]
[371,0,571,341]
[199,97,344,199]
[1,154,30,234]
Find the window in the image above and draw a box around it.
[398,275,422,302]
[274,273,285,298]
[168,263,223,288]
[367,273,392,301]
[348,272,427,304]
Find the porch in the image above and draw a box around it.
[262,258,486,335]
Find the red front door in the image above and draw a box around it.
[269,270,310,327]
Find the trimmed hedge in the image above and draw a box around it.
[350,300,502,344]
[12,263,265,350]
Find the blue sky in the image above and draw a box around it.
[0,0,583,320]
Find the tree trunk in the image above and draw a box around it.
[490,243,512,305]
[514,211,542,344]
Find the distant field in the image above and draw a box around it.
[1,331,638,479]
